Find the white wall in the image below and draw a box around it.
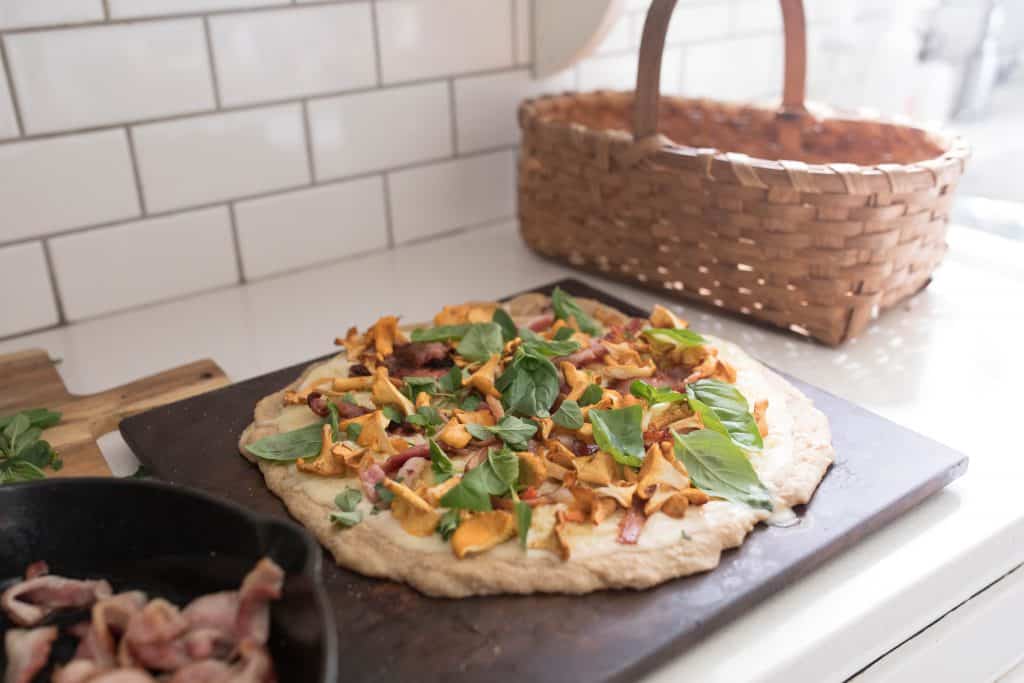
[0,0,890,339]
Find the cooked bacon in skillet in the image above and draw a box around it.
[4,626,58,683]
[1,572,112,627]
[2,558,284,683]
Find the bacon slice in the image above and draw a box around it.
[382,443,430,475]
[617,498,648,545]
[528,312,555,331]
[4,626,57,683]
[120,599,190,671]
[558,340,609,367]
[359,464,387,502]
[235,558,284,646]
[166,659,231,683]
[1,573,113,627]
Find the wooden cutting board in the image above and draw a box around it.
[120,279,969,683]
[0,349,229,476]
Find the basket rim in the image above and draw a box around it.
[519,89,969,195]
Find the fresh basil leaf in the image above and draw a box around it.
[437,366,464,395]
[642,327,706,351]
[465,416,537,451]
[437,508,461,540]
[456,323,504,363]
[428,438,454,483]
[515,501,532,549]
[345,423,363,441]
[492,308,517,343]
[246,422,324,461]
[327,402,341,440]
[17,440,56,469]
[551,286,602,336]
[487,446,520,493]
[381,405,403,424]
[410,324,470,342]
[3,414,30,449]
[578,383,604,406]
[375,482,395,506]
[440,464,495,511]
[459,393,482,411]
[629,380,686,405]
[330,510,362,527]
[12,427,42,458]
[403,376,437,400]
[521,336,580,358]
[0,409,61,431]
[335,488,362,512]
[551,400,583,430]
[685,379,763,449]
[0,459,46,483]
[589,405,645,467]
[405,405,443,434]
[496,348,560,418]
[672,429,772,510]
[553,326,575,341]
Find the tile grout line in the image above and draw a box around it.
[227,203,246,284]
[300,100,317,183]
[202,16,223,109]
[40,239,68,326]
[123,126,149,215]
[0,65,526,146]
[0,0,369,35]
[101,0,111,20]
[380,173,395,249]
[509,0,519,65]
[368,0,384,87]
[446,79,459,155]
[0,144,519,251]
[0,36,26,136]
[0,215,518,341]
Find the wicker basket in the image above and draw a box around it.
[518,0,969,345]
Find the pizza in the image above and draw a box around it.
[238,289,833,597]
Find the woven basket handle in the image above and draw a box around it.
[633,0,808,149]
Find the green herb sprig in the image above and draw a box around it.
[0,409,63,484]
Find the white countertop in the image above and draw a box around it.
[4,220,1023,681]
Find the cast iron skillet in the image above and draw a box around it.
[0,477,337,682]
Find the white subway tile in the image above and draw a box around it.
[577,46,683,95]
[683,35,781,101]
[309,81,451,181]
[733,0,782,34]
[0,242,58,337]
[50,207,237,320]
[0,52,18,140]
[210,4,376,107]
[235,177,388,280]
[388,150,515,244]
[666,2,731,44]
[454,69,574,153]
[5,20,215,135]
[0,130,139,242]
[108,0,286,19]
[0,1,103,30]
[133,105,309,213]
[514,0,531,64]
[376,0,513,83]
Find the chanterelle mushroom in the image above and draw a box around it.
[437,418,472,449]
[517,451,547,486]
[649,304,689,330]
[384,479,439,537]
[463,354,502,398]
[573,451,619,486]
[343,410,395,455]
[372,366,415,416]
[450,510,517,559]
[560,362,596,403]
[296,424,346,477]
[367,316,407,359]
[434,302,498,326]
[636,443,689,498]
